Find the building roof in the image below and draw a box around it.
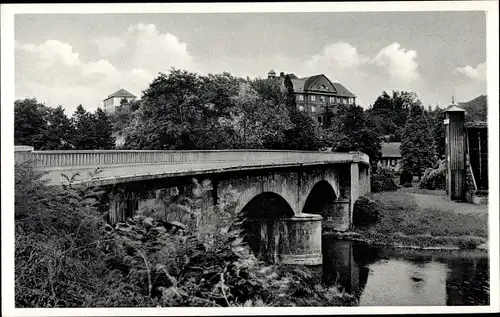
[330,82,356,97]
[105,89,137,100]
[290,78,307,92]
[381,142,402,158]
[444,105,466,112]
[465,121,488,129]
[272,71,356,97]
[297,74,356,97]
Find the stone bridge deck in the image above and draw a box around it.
[15,148,370,187]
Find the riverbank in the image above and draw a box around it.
[326,190,488,250]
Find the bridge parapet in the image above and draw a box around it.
[15,147,370,170]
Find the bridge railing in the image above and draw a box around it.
[15,147,370,169]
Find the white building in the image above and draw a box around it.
[103,89,137,114]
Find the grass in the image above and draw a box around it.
[342,191,489,250]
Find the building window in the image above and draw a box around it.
[320,96,325,103]
[329,96,335,103]
[342,98,348,105]
[310,95,316,102]
[348,97,354,105]
[299,105,304,111]
[298,95,304,101]
[311,105,316,113]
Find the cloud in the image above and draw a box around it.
[306,42,368,72]
[121,23,195,74]
[454,62,486,81]
[91,36,126,57]
[371,43,419,83]
[15,23,199,113]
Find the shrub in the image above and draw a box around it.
[420,159,446,190]
[399,169,413,187]
[353,196,380,227]
[371,166,398,193]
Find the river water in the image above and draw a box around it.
[319,236,490,306]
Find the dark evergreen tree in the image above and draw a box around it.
[93,108,115,149]
[400,103,438,178]
[426,106,446,158]
[283,74,297,112]
[43,106,75,150]
[281,75,323,151]
[72,105,97,149]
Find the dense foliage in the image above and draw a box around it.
[425,106,446,158]
[399,169,413,187]
[400,103,438,178]
[370,166,398,193]
[353,196,380,227]
[14,99,114,150]
[15,161,355,307]
[420,159,446,190]
[324,104,381,162]
[365,91,416,142]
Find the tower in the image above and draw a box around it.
[267,69,276,80]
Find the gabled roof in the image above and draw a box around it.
[293,74,356,97]
[106,89,137,100]
[303,74,325,91]
[444,105,466,112]
[381,142,402,158]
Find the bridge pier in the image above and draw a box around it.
[244,213,322,266]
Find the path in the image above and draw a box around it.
[400,188,488,214]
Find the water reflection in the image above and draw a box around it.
[321,236,490,306]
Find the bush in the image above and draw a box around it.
[399,169,413,187]
[420,159,446,190]
[353,196,380,227]
[371,166,398,193]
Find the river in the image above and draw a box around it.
[319,236,490,306]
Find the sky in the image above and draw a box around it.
[14,11,487,114]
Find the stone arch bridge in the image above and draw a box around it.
[15,147,371,265]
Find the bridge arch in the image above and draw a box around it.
[231,185,298,217]
[301,179,350,231]
[239,191,295,263]
[302,180,337,217]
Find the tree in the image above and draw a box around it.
[228,83,292,149]
[92,108,115,149]
[326,104,382,161]
[43,106,75,150]
[426,106,446,158]
[400,102,438,178]
[72,105,95,149]
[71,105,114,149]
[280,74,323,151]
[283,110,323,151]
[125,69,204,150]
[283,75,296,112]
[366,91,417,141]
[15,99,75,150]
[14,99,49,149]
